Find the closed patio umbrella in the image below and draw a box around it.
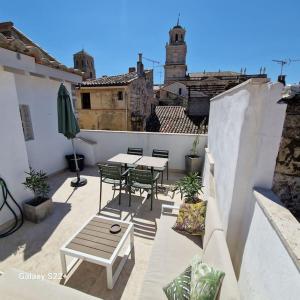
[57,83,87,187]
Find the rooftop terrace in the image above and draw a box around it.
[0,167,184,299]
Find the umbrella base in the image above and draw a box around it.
[71,177,87,187]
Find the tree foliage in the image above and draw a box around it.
[23,168,50,199]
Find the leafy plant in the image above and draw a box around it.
[190,118,207,157]
[23,168,50,200]
[174,173,203,203]
[191,134,200,157]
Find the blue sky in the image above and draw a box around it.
[1,0,299,84]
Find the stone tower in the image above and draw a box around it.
[73,49,96,80]
[164,20,187,84]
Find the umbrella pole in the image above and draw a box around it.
[71,138,80,182]
[70,139,87,187]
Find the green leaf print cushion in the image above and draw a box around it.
[163,266,191,300]
[190,256,225,300]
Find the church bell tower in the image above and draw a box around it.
[164,18,187,84]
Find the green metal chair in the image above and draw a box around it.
[127,169,160,210]
[97,164,128,213]
[126,147,143,169]
[149,149,169,185]
[127,147,143,156]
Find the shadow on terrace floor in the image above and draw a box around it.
[0,201,71,262]
[62,190,175,299]
[0,166,184,299]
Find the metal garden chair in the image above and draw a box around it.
[127,147,143,156]
[126,147,143,169]
[97,164,128,213]
[150,149,169,185]
[127,169,160,210]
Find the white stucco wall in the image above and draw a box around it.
[76,130,208,171]
[0,47,81,176]
[238,191,300,300]
[15,75,73,174]
[163,81,188,97]
[202,79,300,298]
[0,47,81,226]
[0,69,32,226]
[204,79,286,273]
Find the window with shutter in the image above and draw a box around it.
[19,104,34,141]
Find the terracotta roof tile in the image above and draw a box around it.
[79,72,139,87]
[0,21,82,76]
[79,70,151,87]
[146,106,207,134]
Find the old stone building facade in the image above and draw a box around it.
[273,85,300,221]
[159,21,267,117]
[76,54,154,131]
[73,49,96,80]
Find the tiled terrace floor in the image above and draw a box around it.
[0,167,184,299]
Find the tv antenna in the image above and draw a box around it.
[272,58,300,75]
[144,56,160,69]
[144,56,164,84]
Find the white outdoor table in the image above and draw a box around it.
[136,156,168,171]
[60,215,134,289]
[108,153,142,168]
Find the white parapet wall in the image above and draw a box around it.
[202,79,300,298]
[76,130,208,171]
[203,79,286,272]
[238,189,300,300]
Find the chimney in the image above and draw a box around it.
[278,75,286,86]
[128,67,136,73]
[137,53,144,77]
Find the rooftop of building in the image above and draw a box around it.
[0,21,82,76]
[189,71,242,78]
[164,71,268,98]
[146,106,207,134]
[78,70,151,87]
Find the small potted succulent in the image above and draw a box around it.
[23,168,52,223]
[174,173,203,203]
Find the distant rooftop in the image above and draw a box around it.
[0,21,82,76]
[185,71,268,99]
[189,71,241,78]
[78,70,151,87]
[146,106,207,134]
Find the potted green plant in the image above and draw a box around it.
[185,118,206,174]
[174,173,203,203]
[22,168,52,223]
